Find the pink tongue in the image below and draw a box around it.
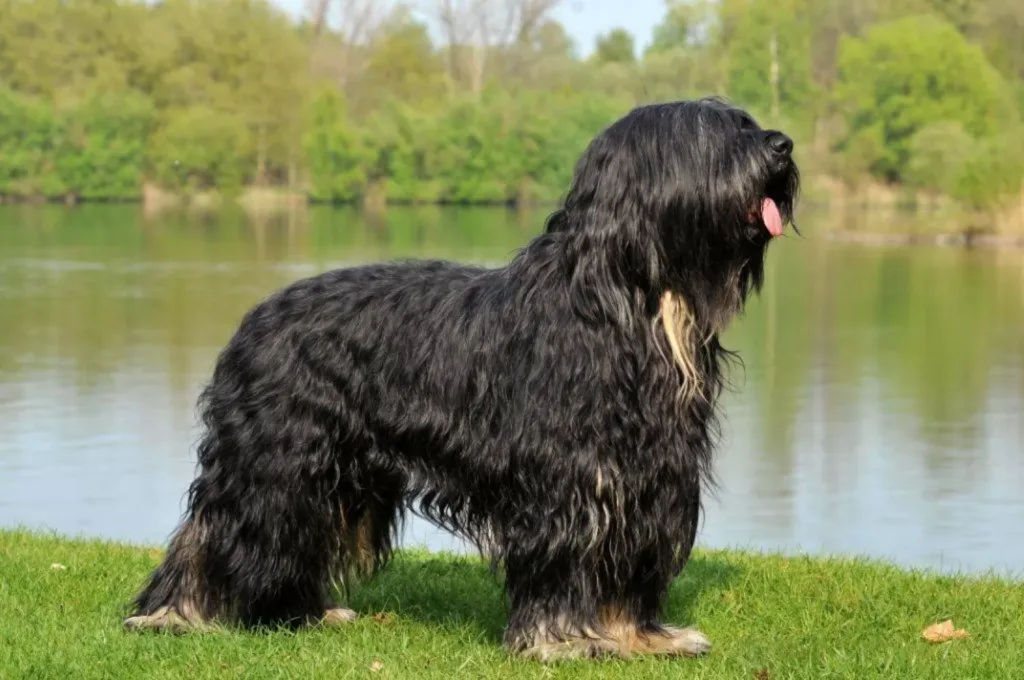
[762,198,783,237]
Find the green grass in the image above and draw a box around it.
[1,530,1021,679]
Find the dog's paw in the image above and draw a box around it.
[123,606,210,633]
[320,607,358,627]
[653,626,712,656]
[516,637,618,662]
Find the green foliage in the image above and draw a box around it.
[594,28,636,64]
[952,127,1024,209]
[56,93,154,200]
[0,89,152,200]
[148,107,252,193]
[647,0,715,55]
[0,88,63,198]
[723,0,817,127]
[900,118,1023,210]
[836,15,1012,182]
[360,9,448,109]
[0,0,1022,212]
[304,89,372,203]
[302,88,622,206]
[429,96,512,204]
[904,122,973,195]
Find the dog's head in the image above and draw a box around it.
[549,98,800,331]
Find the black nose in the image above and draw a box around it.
[766,132,793,156]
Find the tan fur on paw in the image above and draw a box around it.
[320,607,358,627]
[512,613,712,663]
[123,605,212,633]
[636,625,712,656]
[517,635,619,662]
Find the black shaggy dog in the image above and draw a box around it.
[125,97,799,661]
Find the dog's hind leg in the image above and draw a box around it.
[123,516,216,633]
[126,431,349,631]
[340,465,405,577]
[126,345,354,631]
[321,461,406,625]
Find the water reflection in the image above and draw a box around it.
[0,205,1021,576]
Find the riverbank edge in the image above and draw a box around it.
[827,230,1024,248]
[2,180,1023,248]
[2,528,1021,679]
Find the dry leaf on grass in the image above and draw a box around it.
[754,668,770,680]
[922,619,970,643]
[368,660,384,673]
[371,612,396,626]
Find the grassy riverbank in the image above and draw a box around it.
[1,530,1021,679]
[9,178,1021,249]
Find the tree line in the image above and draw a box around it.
[0,0,1022,211]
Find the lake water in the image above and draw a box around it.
[1,204,1022,577]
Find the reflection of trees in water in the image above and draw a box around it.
[725,232,1023,512]
[1,206,1022,505]
[0,205,541,384]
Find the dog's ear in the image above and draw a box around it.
[546,135,676,325]
[557,207,663,327]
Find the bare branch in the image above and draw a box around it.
[509,0,563,44]
[308,0,331,37]
[305,0,396,90]
[425,0,564,93]
[305,0,393,44]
